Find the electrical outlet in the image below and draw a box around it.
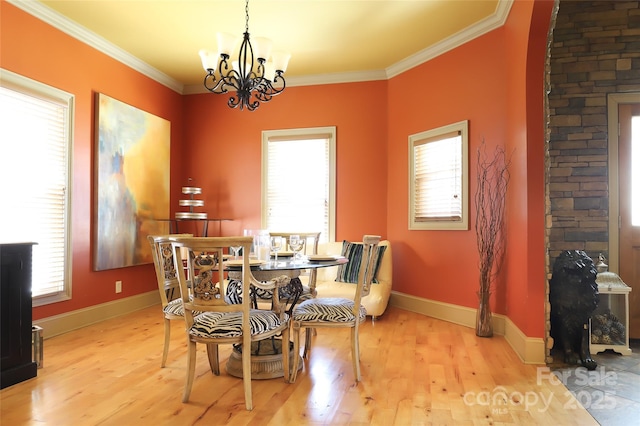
[115,280,122,293]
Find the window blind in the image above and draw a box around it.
[413,132,462,221]
[264,134,332,243]
[0,75,72,300]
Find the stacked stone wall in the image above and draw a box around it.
[549,0,640,263]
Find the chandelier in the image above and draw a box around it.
[198,0,291,111]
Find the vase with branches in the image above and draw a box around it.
[474,140,511,337]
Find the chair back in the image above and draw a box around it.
[170,236,288,328]
[148,233,193,307]
[269,231,321,293]
[268,231,321,256]
[353,235,381,311]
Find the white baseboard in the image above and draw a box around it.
[502,315,546,364]
[34,291,160,339]
[389,291,545,364]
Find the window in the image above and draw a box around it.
[0,69,73,305]
[409,120,468,230]
[262,127,336,243]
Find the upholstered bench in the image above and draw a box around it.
[312,240,392,319]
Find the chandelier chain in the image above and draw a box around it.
[245,0,249,34]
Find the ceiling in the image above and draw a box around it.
[16,0,510,93]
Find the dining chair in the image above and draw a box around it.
[289,235,381,383]
[147,233,193,368]
[171,236,291,410]
[269,231,321,256]
[264,232,321,354]
[263,231,321,302]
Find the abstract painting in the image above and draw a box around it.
[94,93,170,271]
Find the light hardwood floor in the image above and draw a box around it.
[1,305,597,425]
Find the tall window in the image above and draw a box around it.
[409,120,468,230]
[0,69,73,305]
[262,127,336,243]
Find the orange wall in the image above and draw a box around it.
[182,82,389,241]
[386,29,509,310]
[2,0,553,339]
[522,0,555,338]
[501,0,554,338]
[385,0,552,339]
[1,2,186,320]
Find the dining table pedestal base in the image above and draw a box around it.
[225,339,302,379]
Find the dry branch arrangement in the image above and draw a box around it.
[474,139,511,337]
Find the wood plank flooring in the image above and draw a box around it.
[0,306,598,425]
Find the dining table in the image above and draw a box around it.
[224,254,348,379]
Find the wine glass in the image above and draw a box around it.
[289,235,304,263]
[230,245,242,259]
[270,236,282,265]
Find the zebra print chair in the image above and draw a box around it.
[148,233,193,367]
[170,236,291,410]
[254,232,321,359]
[289,235,381,383]
[255,231,321,307]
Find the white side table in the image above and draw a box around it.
[590,270,632,356]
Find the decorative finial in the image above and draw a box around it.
[596,253,608,273]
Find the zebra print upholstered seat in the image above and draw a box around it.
[190,310,289,338]
[289,235,381,384]
[292,297,366,323]
[163,298,185,316]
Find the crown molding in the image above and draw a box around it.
[10,0,512,94]
[183,69,387,94]
[7,0,185,94]
[286,69,388,87]
[386,0,513,78]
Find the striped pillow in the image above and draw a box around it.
[335,240,386,284]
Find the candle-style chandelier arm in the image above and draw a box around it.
[252,73,286,103]
[203,57,232,94]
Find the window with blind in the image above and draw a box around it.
[409,120,468,230]
[262,127,336,243]
[0,69,73,305]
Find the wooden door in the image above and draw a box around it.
[618,104,640,338]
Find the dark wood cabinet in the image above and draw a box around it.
[1,242,37,389]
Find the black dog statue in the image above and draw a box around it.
[549,250,599,370]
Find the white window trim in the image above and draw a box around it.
[409,120,469,230]
[261,126,336,242]
[0,68,74,305]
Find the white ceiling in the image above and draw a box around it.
[12,0,511,94]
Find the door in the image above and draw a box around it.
[618,104,640,338]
